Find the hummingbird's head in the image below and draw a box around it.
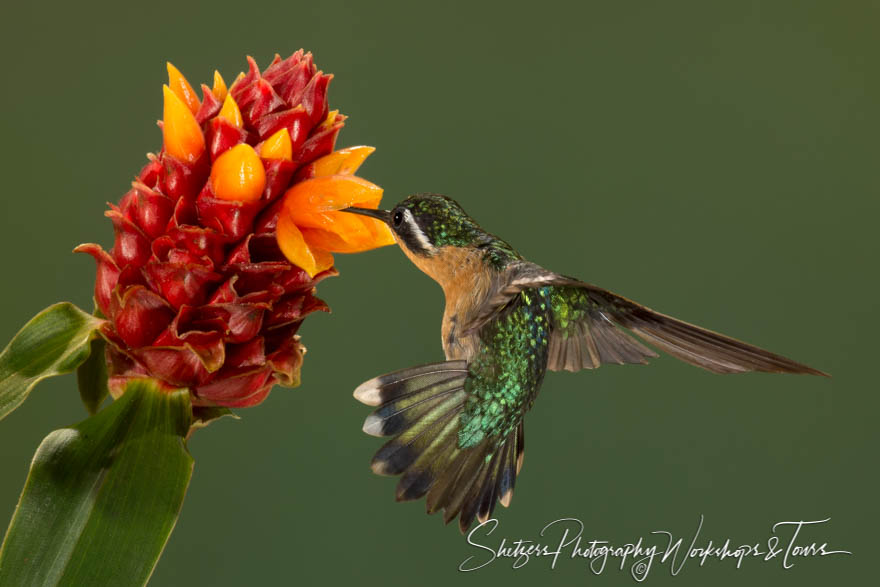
[344,194,520,285]
[345,193,483,257]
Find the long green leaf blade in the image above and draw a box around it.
[0,302,103,421]
[0,379,194,586]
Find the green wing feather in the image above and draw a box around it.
[464,261,826,376]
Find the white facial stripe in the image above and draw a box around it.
[403,208,434,253]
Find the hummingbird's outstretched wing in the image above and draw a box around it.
[354,361,525,533]
[463,262,827,376]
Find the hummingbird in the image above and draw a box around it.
[343,194,826,533]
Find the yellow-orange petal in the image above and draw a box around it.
[309,146,376,178]
[301,224,394,253]
[365,217,396,247]
[167,62,200,115]
[162,85,205,163]
[212,70,228,101]
[260,128,292,161]
[289,209,372,243]
[320,109,339,130]
[306,244,335,274]
[345,213,395,249]
[218,94,244,129]
[300,227,356,253]
[210,144,266,202]
[283,175,383,213]
[360,194,383,210]
[277,209,319,276]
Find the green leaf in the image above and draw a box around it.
[77,336,109,414]
[0,302,103,421]
[0,379,194,586]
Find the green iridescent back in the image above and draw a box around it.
[458,287,554,449]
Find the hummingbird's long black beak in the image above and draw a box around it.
[342,207,392,224]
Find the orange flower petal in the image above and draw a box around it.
[162,85,205,163]
[300,227,368,253]
[291,210,372,242]
[364,217,396,247]
[260,128,293,161]
[212,70,228,101]
[283,175,383,213]
[359,194,383,210]
[210,144,266,202]
[218,94,243,129]
[307,245,335,274]
[166,62,200,115]
[341,213,395,249]
[306,146,376,179]
[296,211,394,252]
[277,209,319,276]
[301,224,393,253]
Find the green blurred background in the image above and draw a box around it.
[0,1,876,585]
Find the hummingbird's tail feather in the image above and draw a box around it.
[354,361,469,478]
[430,422,524,533]
[352,361,469,407]
[354,361,526,533]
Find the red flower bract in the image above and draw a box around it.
[76,51,371,409]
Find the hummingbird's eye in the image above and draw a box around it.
[392,210,404,228]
